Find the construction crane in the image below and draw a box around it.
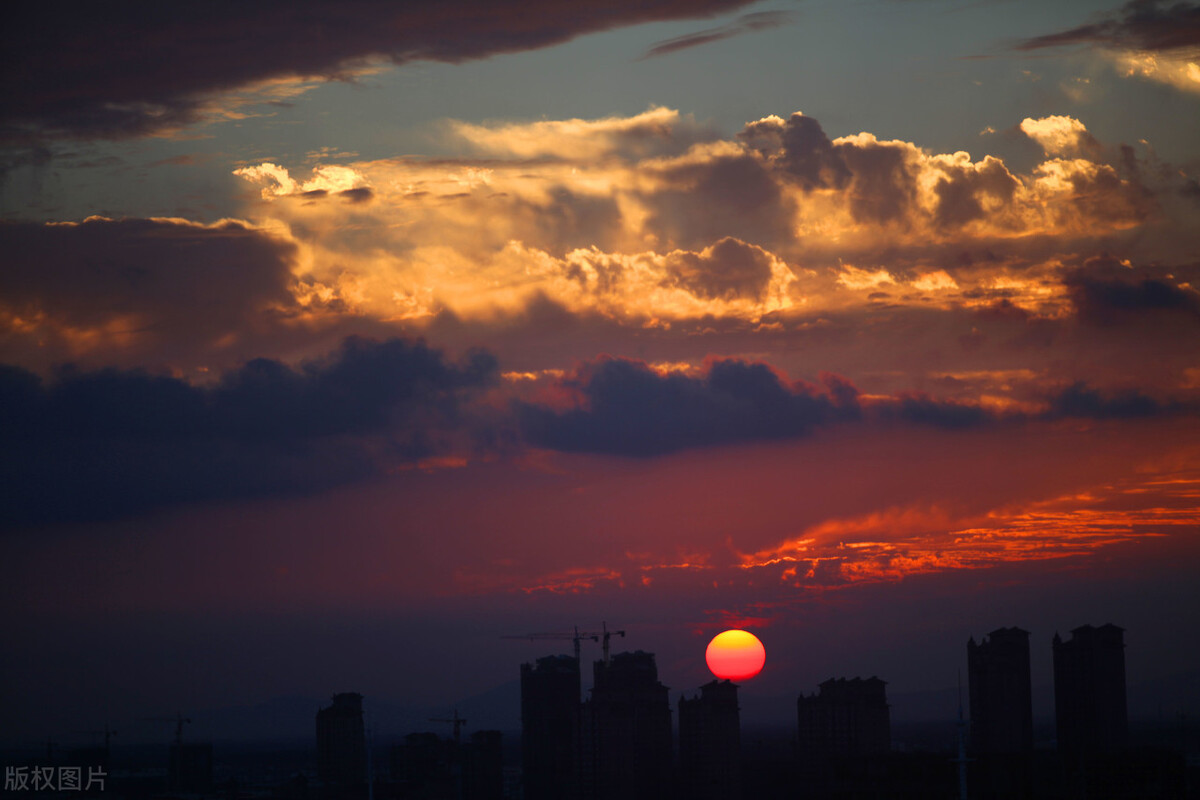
[502,625,598,663]
[595,621,626,665]
[143,713,191,745]
[429,709,467,744]
[502,622,626,665]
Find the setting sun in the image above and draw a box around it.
[706,629,766,681]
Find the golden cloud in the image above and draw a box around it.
[230,108,1160,329]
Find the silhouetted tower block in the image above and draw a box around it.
[520,654,580,800]
[967,627,1033,755]
[316,692,367,796]
[168,743,213,793]
[796,676,891,758]
[390,731,449,786]
[679,679,741,800]
[578,650,672,800]
[463,730,504,800]
[1053,623,1128,753]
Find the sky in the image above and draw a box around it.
[2,0,1199,744]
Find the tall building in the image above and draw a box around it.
[520,654,580,800]
[168,743,213,793]
[1053,624,1128,753]
[316,692,368,797]
[679,679,741,800]
[391,729,503,800]
[796,676,891,757]
[463,730,504,800]
[578,651,672,800]
[967,627,1033,755]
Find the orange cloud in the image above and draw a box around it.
[228,108,1161,336]
[1019,115,1097,156]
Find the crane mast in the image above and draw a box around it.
[502,622,626,666]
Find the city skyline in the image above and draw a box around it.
[2,0,1199,745]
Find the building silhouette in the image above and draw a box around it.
[391,732,450,792]
[316,692,367,797]
[578,650,672,800]
[390,729,503,800]
[967,627,1033,755]
[462,730,504,800]
[679,679,741,800]
[796,676,891,758]
[1053,623,1128,753]
[168,742,213,794]
[520,654,580,800]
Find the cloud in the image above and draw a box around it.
[517,356,856,456]
[662,236,777,301]
[220,108,1172,341]
[738,112,851,191]
[929,154,1019,229]
[1018,0,1200,54]
[0,1,755,142]
[834,133,920,225]
[0,336,497,530]
[637,140,797,251]
[1043,382,1164,420]
[1064,263,1200,325]
[513,352,1197,458]
[234,163,371,198]
[639,10,795,60]
[0,216,298,365]
[1017,1,1200,93]
[1019,115,1100,157]
[446,107,712,160]
[874,392,993,429]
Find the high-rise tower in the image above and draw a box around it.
[520,654,581,800]
[578,651,672,800]
[796,676,891,757]
[316,692,368,797]
[1053,624,1128,753]
[967,628,1033,755]
[679,679,741,800]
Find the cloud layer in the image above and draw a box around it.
[225,108,1191,348]
[0,337,496,529]
[0,1,753,141]
[1018,0,1200,94]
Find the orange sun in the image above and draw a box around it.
[705,629,766,681]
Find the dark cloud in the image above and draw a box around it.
[738,113,851,192]
[639,10,795,59]
[0,0,754,142]
[1017,0,1200,53]
[339,187,374,204]
[1061,162,1155,226]
[0,337,497,530]
[875,392,993,429]
[1065,267,1200,325]
[835,137,917,226]
[1043,382,1163,420]
[641,150,792,250]
[0,217,297,358]
[508,186,625,257]
[781,114,852,192]
[932,158,1019,229]
[517,357,854,456]
[663,237,775,301]
[1181,177,1200,203]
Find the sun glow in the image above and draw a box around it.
[705,629,766,681]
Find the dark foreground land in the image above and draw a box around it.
[3,719,1196,799]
